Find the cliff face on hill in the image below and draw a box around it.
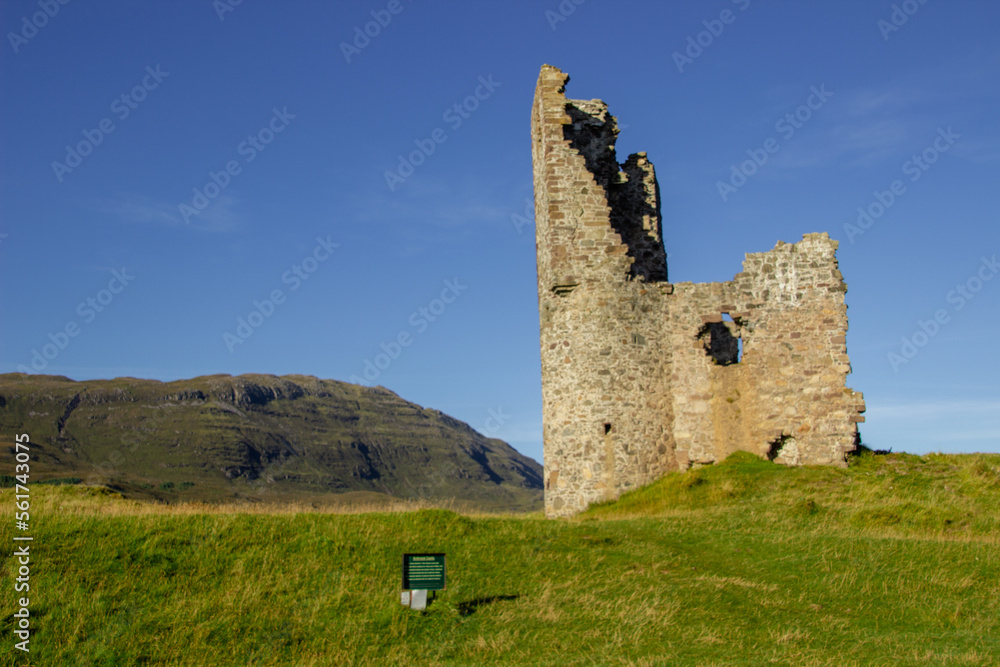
[0,373,542,510]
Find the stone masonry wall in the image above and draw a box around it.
[532,65,865,518]
[533,65,676,517]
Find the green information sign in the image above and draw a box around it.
[402,553,446,591]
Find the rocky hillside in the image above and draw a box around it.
[0,373,542,511]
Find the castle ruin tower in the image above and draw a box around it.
[532,65,866,518]
[532,65,676,517]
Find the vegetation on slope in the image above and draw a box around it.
[585,448,1000,535]
[0,373,542,511]
[1,450,998,665]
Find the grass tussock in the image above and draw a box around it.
[1,451,998,665]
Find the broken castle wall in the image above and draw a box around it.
[532,65,865,518]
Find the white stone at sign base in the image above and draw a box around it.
[410,589,427,611]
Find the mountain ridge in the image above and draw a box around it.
[0,373,542,511]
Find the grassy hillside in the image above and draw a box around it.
[2,450,998,666]
[0,373,542,511]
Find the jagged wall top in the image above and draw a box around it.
[531,65,668,291]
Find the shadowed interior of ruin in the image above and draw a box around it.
[562,102,668,283]
[699,322,741,366]
[767,434,793,461]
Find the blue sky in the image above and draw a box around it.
[2,0,998,465]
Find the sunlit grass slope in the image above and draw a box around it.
[2,450,998,666]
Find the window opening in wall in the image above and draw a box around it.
[722,313,742,362]
[698,314,742,366]
[604,423,612,435]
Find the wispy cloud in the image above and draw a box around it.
[950,137,1000,164]
[766,89,932,172]
[840,86,925,117]
[765,50,1000,173]
[110,194,180,226]
[357,176,510,228]
[102,193,242,232]
[870,399,1000,420]
[346,175,518,257]
[862,399,1000,452]
[188,195,243,232]
[864,399,1000,452]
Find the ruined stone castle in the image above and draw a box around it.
[532,65,866,517]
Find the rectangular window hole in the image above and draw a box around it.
[698,320,741,366]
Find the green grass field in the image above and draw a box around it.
[2,450,999,666]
